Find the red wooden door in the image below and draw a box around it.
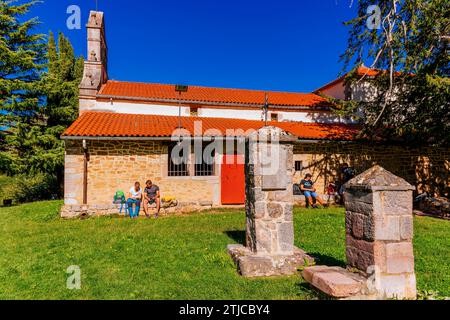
[221,155,245,205]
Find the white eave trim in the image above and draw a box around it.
[96,94,331,111]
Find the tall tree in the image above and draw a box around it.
[1,0,83,200]
[340,0,449,146]
[34,31,83,187]
[0,0,46,174]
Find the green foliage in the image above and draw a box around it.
[0,1,83,201]
[0,173,60,203]
[43,31,83,129]
[0,174,14,201]
[417,290,449,300]
[340,0,450,146]
[25,32,83,179]
[0,0,46,174]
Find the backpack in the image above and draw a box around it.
[113,190,125,203]
[293,184,303,195]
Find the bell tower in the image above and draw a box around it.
[79,11,108,114]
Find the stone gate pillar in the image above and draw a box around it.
[227,127,313,277]
[344,165,417,299]
[302,165,417,299]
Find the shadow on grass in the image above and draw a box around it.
[296,282,335,300]
[224,230,245,245]
[309,252,346,268]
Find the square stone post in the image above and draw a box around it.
[245,127,295,255]
[345,165,417,299]
[228,127,313,277]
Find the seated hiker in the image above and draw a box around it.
[326,181,337,205]
[338,163,356,204]
[143,180,161,218]
[113,190,126,215]
[300,173,326,209]
[126,182,142,219]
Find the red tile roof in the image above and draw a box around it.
[62,112,359,141]
[314,66,379,93]
[355,66,380,77]
[98,81,332,109]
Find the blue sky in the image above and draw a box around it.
[30,0,358,93]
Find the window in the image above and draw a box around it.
[168,143,189,176]
[190,107,199,117]
[194,142,215,176]
[295,161,303,172]
[271,113,279,121]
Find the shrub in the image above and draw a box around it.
[1,174,61,204]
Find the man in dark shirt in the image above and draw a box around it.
[300,173,326,208]
[342,163,356,184]
[338,163,356,202]
[143,180,161,218]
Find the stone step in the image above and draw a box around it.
[302,266,367,298]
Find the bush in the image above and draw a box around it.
[1,174,61,204]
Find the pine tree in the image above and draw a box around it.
[0,0,46,174]
[33,32,83,189]
[1,0,83,200]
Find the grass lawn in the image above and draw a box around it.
[0,201,448,300]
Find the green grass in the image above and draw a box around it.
[0,201,448,300]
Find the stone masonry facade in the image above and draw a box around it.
[294,142,449,197]
[62,140,219,217]
[63,138,449,218]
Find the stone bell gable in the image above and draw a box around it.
[79,11,108,114]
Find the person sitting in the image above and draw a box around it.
[300,173,326,209]
[143,180,161,219]
[326,181,337,205]
[126,182,142,219]
[338,163,356,204]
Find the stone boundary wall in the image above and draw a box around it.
[294,142,449,197]
[60,201,218,219]
[63,139,449,217]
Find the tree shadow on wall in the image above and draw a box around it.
[301,110,450,197]
[295,139,450,197]
[415,154,450,197]
[293,142,370,192]
[224,230,245,245]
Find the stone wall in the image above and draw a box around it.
[294,142,450,197]
[64,140,219,207]
[63,139,449,214]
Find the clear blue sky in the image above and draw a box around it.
[31,0,358,93]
